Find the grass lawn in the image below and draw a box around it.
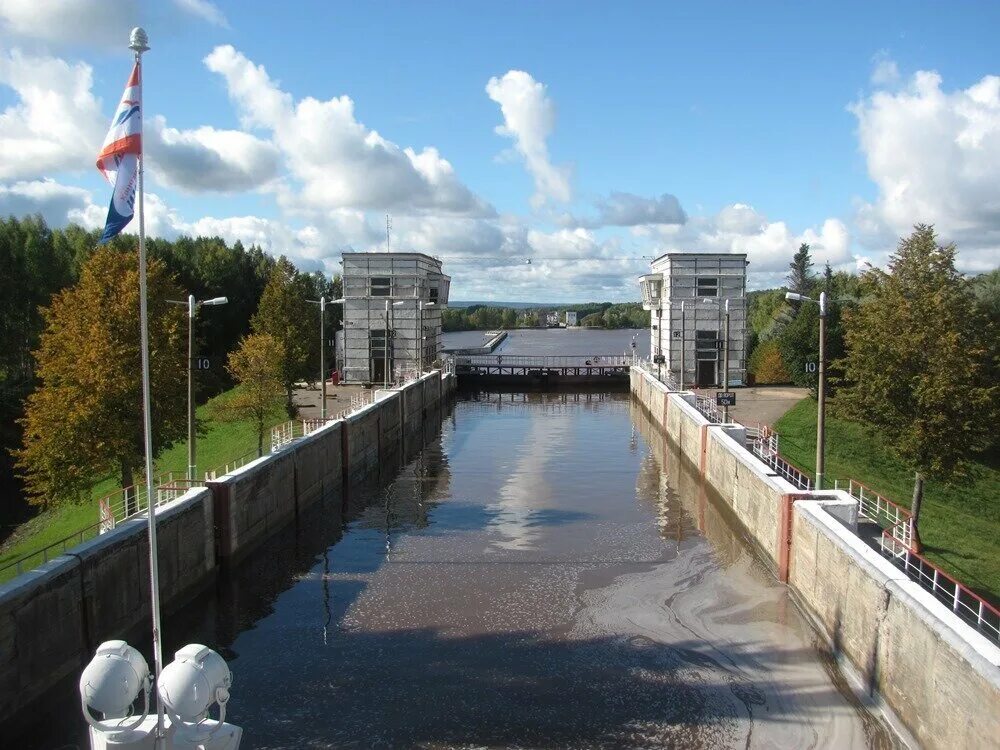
[0,388,286,581]
[775,398,1000,605]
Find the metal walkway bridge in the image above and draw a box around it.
[453,354,634,384]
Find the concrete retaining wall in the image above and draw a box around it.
[0,371,456,731]
[630,364,1000,749]
[0,487,215,725]
[791,501,1000,749]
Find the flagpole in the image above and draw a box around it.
[128,26,165,747]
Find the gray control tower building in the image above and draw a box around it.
[340,252,450,384]
[639,253,748,388]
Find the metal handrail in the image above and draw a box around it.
[456,354,633,367]
[882,533,1000,644]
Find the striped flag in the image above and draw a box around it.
[96,63,142,244]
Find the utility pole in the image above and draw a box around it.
[319,296,326,419]
[386,214,391,253]
[679,301,685,391]
[186,295,195,479]
[722,299,730,423]
[816,291,827,489]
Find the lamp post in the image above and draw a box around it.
[384,300,405,387]
[419,301,435,374]
[786,290,827,490]
[308,296,345,420]
[698,297,731,422]
[679,301,686,392]
[167,295,228,482]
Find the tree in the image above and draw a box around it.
[748,339,790,384]
[251,257,315,416]
[15,246,187,508]
[836,225,997,550]
[224,333,284,457]
[787,242,814,295]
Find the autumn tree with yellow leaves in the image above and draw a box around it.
[15,246,187,509]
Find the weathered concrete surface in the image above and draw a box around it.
[631,365,1000,749]
[791,501,1000,750]
[0,488,215,728]
[704,426,797,567]
[292,419,343,511]
[208,448,296,560]
[344,401,382,485]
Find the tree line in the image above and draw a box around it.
[442,302,649,331]
[1,215,339,520]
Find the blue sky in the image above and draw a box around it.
[1,1,999,300]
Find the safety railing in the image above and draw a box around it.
[750,424,813,490]
[0,472,200,581]
[695,395,724,424]
[270,416,341,451]
[636,359,679,391]
[881,534,1000,644]
[842,478,913,549]
[456,354,633,368]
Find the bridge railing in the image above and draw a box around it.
[456,354,633,367]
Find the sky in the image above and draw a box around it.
[1,1,999,301]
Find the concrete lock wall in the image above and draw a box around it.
[791,501,1000,750]
[629,364,1000,749]
[0,371,456,731]
[208,448,297,561]
[0,487,215,725]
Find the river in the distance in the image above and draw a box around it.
[21,390,893,749]
[444,328,651,357]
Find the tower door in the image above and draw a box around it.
[696,360,716,387]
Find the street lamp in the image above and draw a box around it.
[385,300,405,388]
[167,295,228,482]
[786,290,827,490]
[679,301,686,392]
[699,297,731,422]
[419,301,435,374]
[308,296,345,420]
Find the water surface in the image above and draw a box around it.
[25,391,891,749]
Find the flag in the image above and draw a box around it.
[96,63,142,244]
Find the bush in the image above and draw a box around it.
[749,339,791,384]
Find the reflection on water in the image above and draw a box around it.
[21,391,892,749]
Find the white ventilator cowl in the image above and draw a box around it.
[158,644,233,721]
[79,640,150,718]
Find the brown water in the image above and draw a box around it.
[21,390,892,749]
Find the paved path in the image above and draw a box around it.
[691,385,808,427]
[293,381,371,420]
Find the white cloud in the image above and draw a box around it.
[643,203,853,289]
[146,116,281,193]
[567,191,686,228]
[172,0,228,27]
[0,49,104,178]
[0,178,92,225]
[204,45,494,218]
[870,51,900,87]
[0,0,139,47]
[486,70,571,207]
[852,66,1000,271]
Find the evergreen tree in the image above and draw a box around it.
[15,247,187,508]
[787,242,814,295]
[836,225,997,550]
[251,257,315,416]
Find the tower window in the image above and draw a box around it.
[696,277,718,297]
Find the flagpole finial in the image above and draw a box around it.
[129,27,149,53]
